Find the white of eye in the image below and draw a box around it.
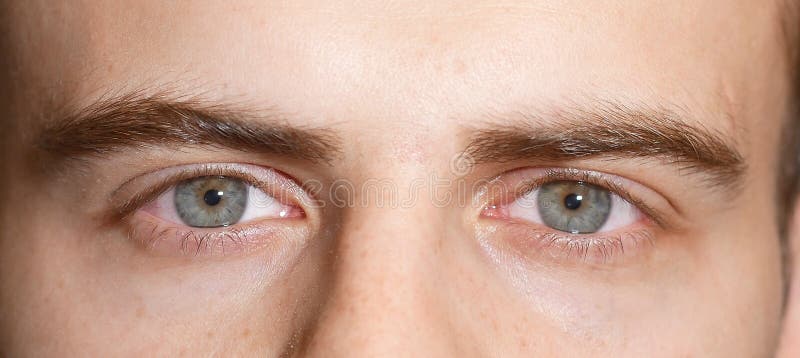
[145,184,296,226]
[238,186,295,222]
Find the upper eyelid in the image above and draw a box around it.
[112,163,274,198]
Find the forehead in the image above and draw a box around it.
[3,0,788,135]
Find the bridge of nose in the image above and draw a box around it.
[299,194,474,355]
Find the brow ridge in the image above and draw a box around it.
[465,103,746,188]
[38,92,341,164]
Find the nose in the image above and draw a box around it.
[301,205,470,356]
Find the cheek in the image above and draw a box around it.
[42,231,314,354]
[474,218,782,355]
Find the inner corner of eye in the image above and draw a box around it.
[481,203,502,217]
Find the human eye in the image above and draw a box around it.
[111,163,314,257]
[150,175,302,228]
[479,167,674,265]
[499,180,640,234]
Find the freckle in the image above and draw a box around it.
[242,328,251,338]
[207,330,214,338]
[135,306,146,318]
[453,60,467,75]
[415,48,427,60]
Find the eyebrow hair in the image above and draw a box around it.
[38,92,341,164]
[464,102,746,188]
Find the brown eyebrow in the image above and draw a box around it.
[38,92,341,164]
[464,102,746,188]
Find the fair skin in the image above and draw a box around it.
[780,208,800,356]
[0,1,794,356]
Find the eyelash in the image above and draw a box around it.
[486,168,666,226]
[113,163,665,261]
[114,164,308,256]
[130,218,293,257]
[480,167,664,265]
[114,166,285,218]
[501,225,657,265]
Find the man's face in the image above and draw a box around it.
[0,1,793,356]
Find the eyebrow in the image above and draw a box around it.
[464,102,746,188]
[38,92,341,164]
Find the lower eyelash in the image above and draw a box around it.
[538,229,655,264]
[178,230,247,256]
[498,224,656,266]
[127,219,257,257]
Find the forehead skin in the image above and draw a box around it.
[0,0,793,356]
[3,0,790,130]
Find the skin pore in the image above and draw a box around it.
[0,0,795,356]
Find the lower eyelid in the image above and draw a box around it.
[126,210,308,257]
[478,221,657,267]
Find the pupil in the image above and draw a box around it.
[564,193,582,210]
[203,189,223,206]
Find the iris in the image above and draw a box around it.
[174,176,248,227]
[536,181,611,234]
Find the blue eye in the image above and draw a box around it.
[536,181,611,234]
[174,176,248,228]
[502,180,641,234]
